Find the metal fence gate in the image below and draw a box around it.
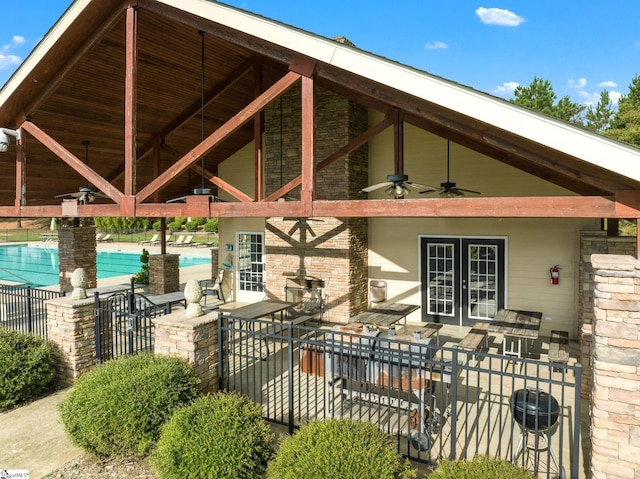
[0,284,64,338]
[94,291,164,363]
[219,315,583,478]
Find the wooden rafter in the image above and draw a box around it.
[136,70,301,202]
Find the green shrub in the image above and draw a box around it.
[168,220,182,233]
[184,220,199,232]
[195,217,207,226]
[428,455,534,479]
[152,392,274,479]
[204,218,218,233]
[59,353,201,457]
[152,220,162,231]
[133,248,150,285]
[0,329,57,410]
[267,419,415,479]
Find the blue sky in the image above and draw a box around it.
[1,0,639,107]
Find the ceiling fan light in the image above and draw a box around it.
[394,184,405,197]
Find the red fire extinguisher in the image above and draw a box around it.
[550,265,560,285]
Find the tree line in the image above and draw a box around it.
[511,74,640,147]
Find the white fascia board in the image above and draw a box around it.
[175,0,640,182]
[0,0,93,110]
[328,47,640,181]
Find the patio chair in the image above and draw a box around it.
[201,269,225,303]
[138,233,159,245]
[98,233,112,242]
[176,235,193,247]
[168,235,185,246]
[95,233,102,241]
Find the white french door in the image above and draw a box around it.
[235,232,265,302]
[420,236,506,326]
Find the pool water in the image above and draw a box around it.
[0,244,210,287]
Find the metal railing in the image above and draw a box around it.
[94,291,164,363]
[0,284,64,338]
[219,315,582,478]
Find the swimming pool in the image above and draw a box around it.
[0,244,210,287]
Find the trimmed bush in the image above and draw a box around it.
[184,220,199,232]
[428,455,534,479]
[152,392,274,479]
[0,329,57,410]
[204,218,218,233]
[267,419,415,479]
[59,353,201,457]
[168,220,182,233]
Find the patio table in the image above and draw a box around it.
[349,301,420,328]
[488,309,542,359]
[226,300,296,322]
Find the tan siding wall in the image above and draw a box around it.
[368,110,599,338]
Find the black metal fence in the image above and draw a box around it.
[94,291,166,363]
[0,284,64,338]
[219,315,582,478]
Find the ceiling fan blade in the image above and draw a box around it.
[455,187,482,195]
[361,181,393,193]
[406,181,438,191]
[440,188,465,197]
[55,191,83,199]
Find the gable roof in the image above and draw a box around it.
[1,0,640,218]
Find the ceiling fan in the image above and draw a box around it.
[362,173,437,198]
[421,140,481,197]
[55,140,107,204]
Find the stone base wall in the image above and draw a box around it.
[58,226,97,292]
[590,254,640,479]
[153,311,219,393]
[45,296,95,385]
[148,254,180,294]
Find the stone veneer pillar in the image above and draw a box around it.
[153,311,219,394]
[590,254,640,479]
[58,225,97,292]
[45,295,95,385]
[579,233,636,399]
[148,254,180,294]
[263,82,369,322]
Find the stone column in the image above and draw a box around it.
[148,253,180,294]
[153,280,219,393]
[58,225,97,292]
[45,295,95,385]
[591,254,640,479]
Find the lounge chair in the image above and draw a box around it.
[175,235,193,247]
[168,235,185,246]
[96,233,102,241]
[98,233,112,242]
[138,233,159,245]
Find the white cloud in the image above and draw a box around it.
[425,41,448,50]
[0,35,25,70]
[609,91,622,105]
[568,78,587,89]
[598,80,617,88]
[476,7,525,27]
[492,81,519,97]
[0,53,20,70]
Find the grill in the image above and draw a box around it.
[510,388,564,478]
[510,389,559,430]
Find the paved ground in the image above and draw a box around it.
[0,388,84,478]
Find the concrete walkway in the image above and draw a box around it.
[0,388,84,478]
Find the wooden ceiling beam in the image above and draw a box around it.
[136,70,301,202]
[311,196,625,218]
[21,120,124,203]
[123,5,138,199]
